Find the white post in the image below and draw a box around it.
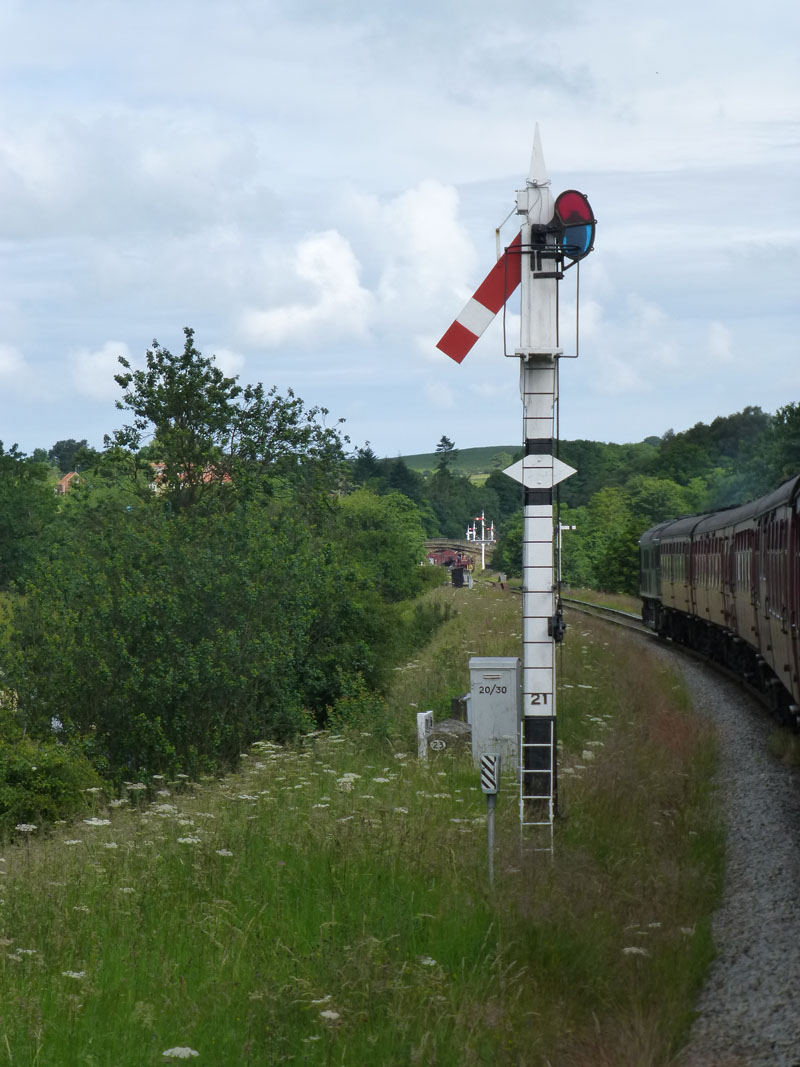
[417,710,434,761]
[503,127,575,827]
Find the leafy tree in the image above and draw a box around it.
[483,468,522,524]
[770,402,800,484]
[108,327,345,506]
[48,438,91,474]
[0,442,58,589]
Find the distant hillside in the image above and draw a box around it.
[392,444,520,475]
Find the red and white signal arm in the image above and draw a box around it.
[436,189,595,364]
[436,233,522,364]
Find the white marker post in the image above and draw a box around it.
[437,126,595,838]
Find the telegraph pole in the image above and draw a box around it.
[437,127,595,834]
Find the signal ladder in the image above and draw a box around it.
[519,717,555,853]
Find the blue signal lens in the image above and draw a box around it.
[559,223,593,260]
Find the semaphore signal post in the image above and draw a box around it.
[437,127,595,836]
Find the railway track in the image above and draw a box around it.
[561,596,653,637]
[561,596,788,724]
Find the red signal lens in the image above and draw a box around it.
[554,190,593,226]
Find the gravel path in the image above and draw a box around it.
[673,655,800,1066]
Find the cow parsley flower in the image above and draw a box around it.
[162,1048,199,1059]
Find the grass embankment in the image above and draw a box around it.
[0,585,722,1065]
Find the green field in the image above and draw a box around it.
[391,444,519,475]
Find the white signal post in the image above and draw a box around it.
[506,128,569,830]
[466,511,496,571]
[437,125,594,834]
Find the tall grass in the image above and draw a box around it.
[0,586,721,1065]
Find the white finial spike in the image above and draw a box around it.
[520,124,554,225]
[528,123,549,187]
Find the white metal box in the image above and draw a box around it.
[469,656,522,766]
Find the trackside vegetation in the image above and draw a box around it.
[0,587,721,1065]
[0,330,447,791]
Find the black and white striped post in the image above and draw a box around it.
[480,752,500,886]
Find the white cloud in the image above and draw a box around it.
[424,382,456,409]
[0,345,27,382]
[707,321,733,364]
[212,346,246,378]
[239,230,374,347]
[70,342,130,402]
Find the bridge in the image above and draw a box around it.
[424,537,496,564]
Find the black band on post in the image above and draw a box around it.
[525,488,553,506]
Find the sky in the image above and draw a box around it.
[0,0,798,460]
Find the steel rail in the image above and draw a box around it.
[561,597,783,719]
[560,597,652,636]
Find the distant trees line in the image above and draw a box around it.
[490,404,800,594]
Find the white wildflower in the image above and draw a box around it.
[177,837,201,845]
[118,887,135,894]
[393,753,408,760]
[622,946,649,957]
[336,779,354,792]
[393,807,409,815]
[319,1009,341,1022]
[126,783,147,792]
[14,824,36,834]
[83,818,111,827]
[62,970,86,979]
[581,750,595,761]
[64,839,83,846]
[162,1048,199,1059]
[372,777,391,784]
[418,956,437,966]
[312,803,329,809]
[215,849,233,857]
[108,799,127,808]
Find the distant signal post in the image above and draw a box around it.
[437,127,595,834]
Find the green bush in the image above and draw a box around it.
[0,732,106,839]
[325,673,388,736]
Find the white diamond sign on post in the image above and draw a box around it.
[437,125,596,839]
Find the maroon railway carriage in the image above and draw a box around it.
[640,475,800,722]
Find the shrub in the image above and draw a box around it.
[0,732,106,839]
